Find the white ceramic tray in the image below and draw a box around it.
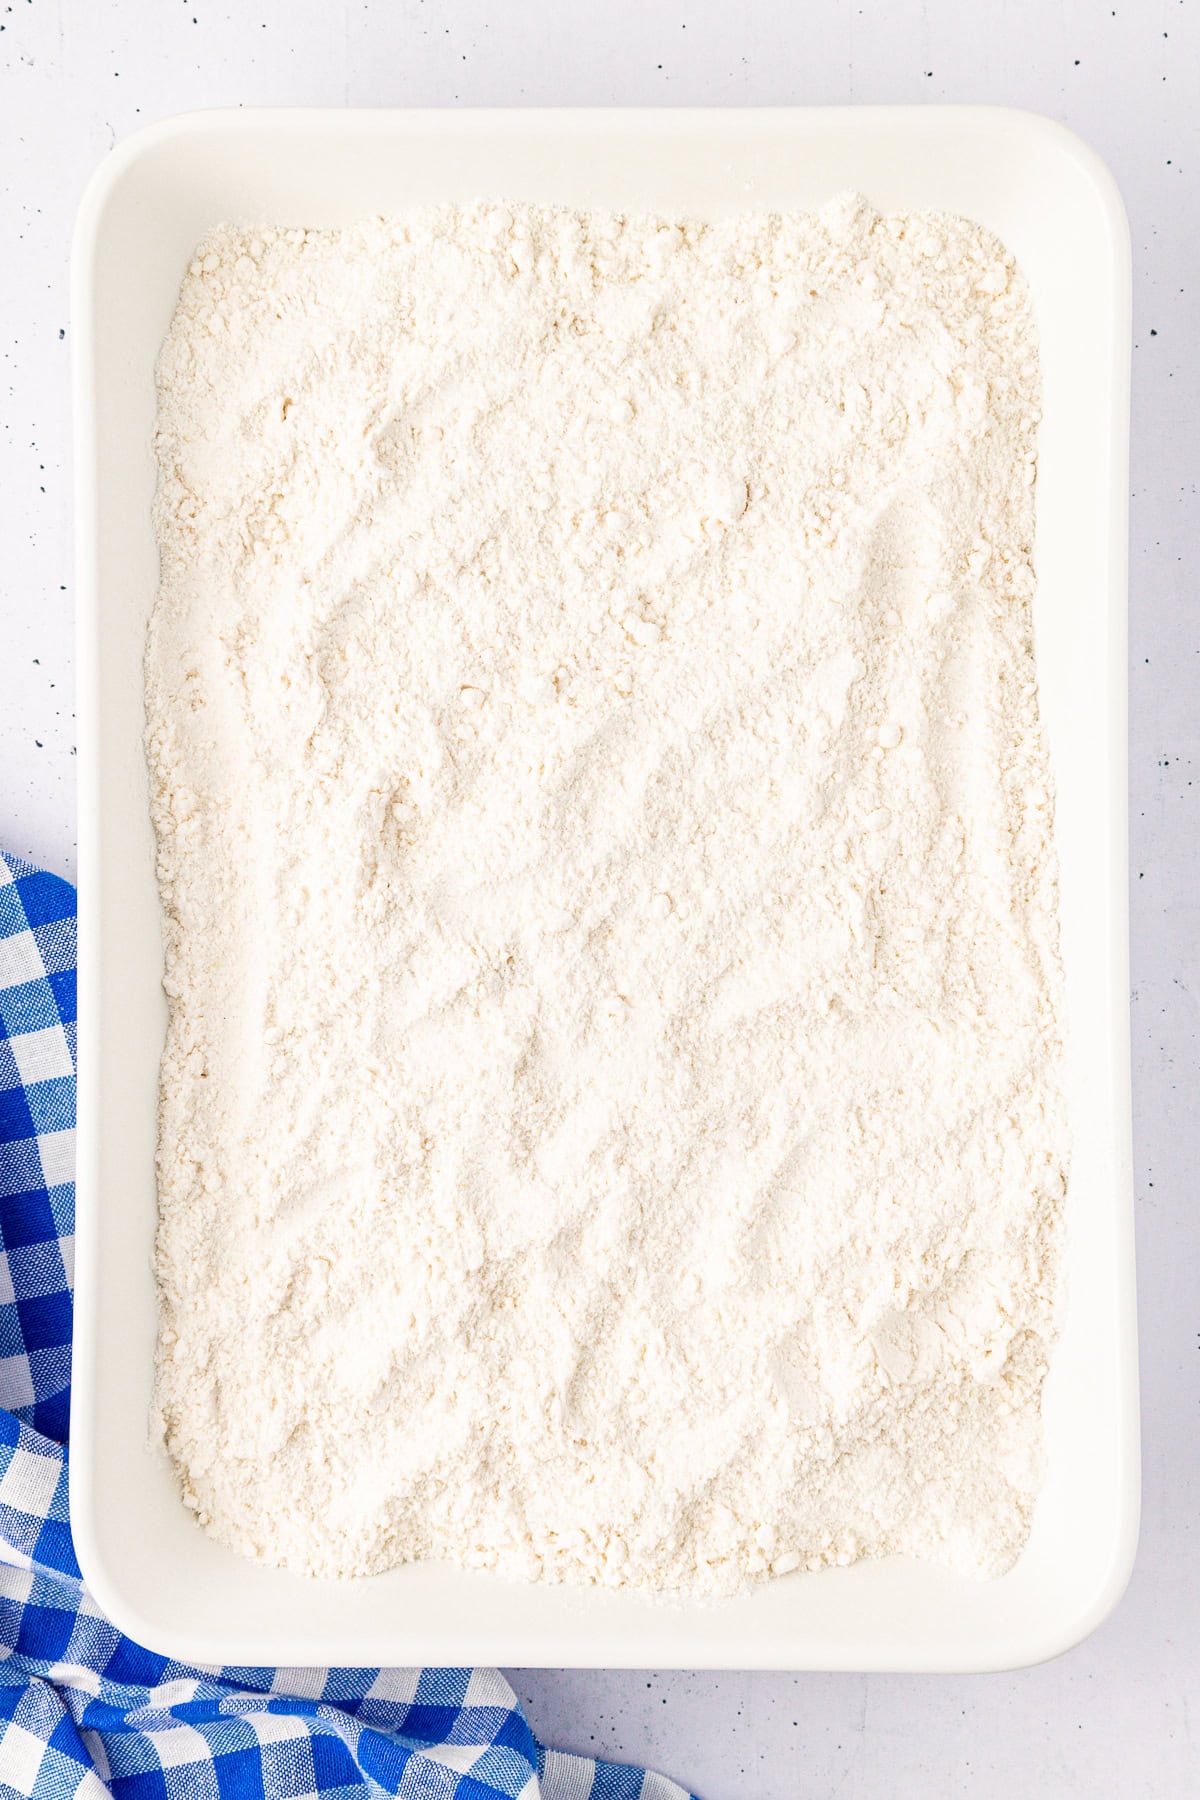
[72,106,1136,1671]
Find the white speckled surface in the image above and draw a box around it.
[2,3,1195,1793]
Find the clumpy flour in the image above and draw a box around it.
[148,197,1068,1594]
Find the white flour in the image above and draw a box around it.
[148,198,1068,1595]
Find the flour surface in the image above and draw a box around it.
[149,198,1068,1594]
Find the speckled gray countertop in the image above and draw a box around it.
[3,4,1195,1794]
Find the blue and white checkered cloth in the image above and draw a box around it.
[0,852,693,1800]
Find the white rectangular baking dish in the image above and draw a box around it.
[72,106,1136,1672]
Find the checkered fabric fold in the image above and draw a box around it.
[0,853,693,1800]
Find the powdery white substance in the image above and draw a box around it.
[148,198,1068,1596]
